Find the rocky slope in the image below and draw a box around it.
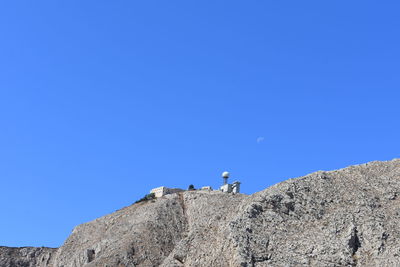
[2,159,400,266]
[0,247,55,267]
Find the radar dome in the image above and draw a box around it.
[222,171,230,178]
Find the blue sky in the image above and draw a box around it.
[0,1,399,247]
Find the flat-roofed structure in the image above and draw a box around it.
[219,172,241,193]
[150,186,183,198]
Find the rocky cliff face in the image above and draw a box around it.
[0,247,56,267]
[2,159,400,267]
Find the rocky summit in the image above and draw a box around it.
[2,159,400,267]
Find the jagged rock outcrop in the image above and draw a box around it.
[1,159,400,266]
[0,247,56,267]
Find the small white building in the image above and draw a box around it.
[220,183,232,193]
[219,172,241,193]
[150,186,183,198]
[231,181,241,193]
[201,186,213,191]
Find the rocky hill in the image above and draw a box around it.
[2,159,400,266]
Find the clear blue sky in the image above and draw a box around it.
[1,1,399,248]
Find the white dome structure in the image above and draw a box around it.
[222,171,230,178]
[220,171,241,193]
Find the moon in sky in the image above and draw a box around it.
[257,137,265,143]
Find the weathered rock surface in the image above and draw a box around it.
[0,247,56,267]
[2,159,400,266]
